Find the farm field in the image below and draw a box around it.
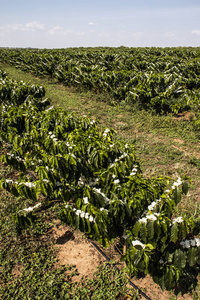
[1,47,200,299]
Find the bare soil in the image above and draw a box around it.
[52,222,195,300]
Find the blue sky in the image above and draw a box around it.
[0,0,200,48]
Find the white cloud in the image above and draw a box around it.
[191,29,200,35]
[25,21,45,32]
[88,22,98,26]
[48,26,86,37]
[48,26,72,36]
[0,21,45,36]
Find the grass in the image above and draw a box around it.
[0,162,138,300]
[1,63,200,298]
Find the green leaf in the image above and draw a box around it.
[173,248,186,269]
[147,220,154,240]
[187,247,197,267]
[182,181,188,195]
[170,223,178,243]
[174,187,181,204]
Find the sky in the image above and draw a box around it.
[0,0,200,48]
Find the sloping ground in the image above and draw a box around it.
[1,63,200,299]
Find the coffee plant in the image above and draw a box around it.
[1,68,200,291]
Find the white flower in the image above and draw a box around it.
[139,217,147,223]
[154,213,160,217]
[165,189,170,193]
[75,210,81,216]
[109,163,115,168]
[103,128,110,137]
[180,241,185,248]
[148,201,157,211]
[83,197,89,204]
[159,259,164,264]
[112,174,117,179]
[132,240,145,249]
[172,216,183,224]
[85,212,89,219]
[185,240,190,249]
[130,172,136,176]
[147,214,157,221]
[191,239,196,247]
[24,182,36,188]
[89,215,95,222]
[5,179,14,184]
[56,181,62,186]
[93,188,110,204]
[18,202,41,214]
[195,238,200,247]
[114,179,120,184]
[80,212,85,218]
[90,120,96,125]
[180,240,190,249]
[132,168,137,172]
[100,207,108,212]
[43,179,49,183]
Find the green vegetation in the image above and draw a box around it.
[1,47,200,115]
[1,47,200,298]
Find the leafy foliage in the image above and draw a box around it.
[1,47,200,114]
[1,67,200,291]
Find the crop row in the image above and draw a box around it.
[1,47,200,114]
[0,68,200,291]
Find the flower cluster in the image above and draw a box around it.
[7,152,25,162]
[65,141,73,149]
[65,205,95,223]
[100,207,108,213]
[103,128,110,137]
[23,181,36,188]
[171,177,182,190]
[93,187,110,204]
[90,119,96,126]
[130,165,138,176]
[172,216,183,224]
[18,202,41,214]
[132,240,145,249]
[180,237,200,249]
[138,212,160,223]
[42,179,50,183]
[109,153,128,168]
[113,179,120,185]
[69,153,76,159]
[48,132,58,143]
[83,197,89,204]
[148,198,161,212]
[6,179,15,184]
[78,175,87,186]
